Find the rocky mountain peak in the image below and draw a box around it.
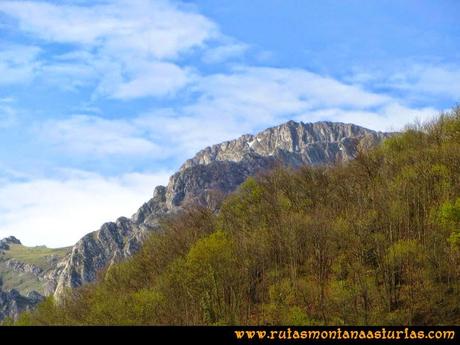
[0,236,21,250]
[179,121,386,172]
[1,236,21,245]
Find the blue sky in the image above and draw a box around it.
[0,0,458,247]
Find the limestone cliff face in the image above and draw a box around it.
[38,121,389,297]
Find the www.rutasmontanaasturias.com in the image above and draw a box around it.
[234,327,456,341]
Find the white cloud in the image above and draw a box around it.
[0,170,171,247]
[193,67,391,115]
[0,0,218,98]
[387,64,460,100]
[202,42,249,64]
[347,63,460,102]
[0,45,41,85]
[175,66,396,138]
[135,67,438,158]
[295,104,439,132]
[0,97,19,128]
[41,61,97,91]
[39,115,162,156]
[108,61,193,100]
[0,106,16,128]
[135,111,247,159]
[0,0,217,58]
[0,1,118,45]
[36,66,438,163]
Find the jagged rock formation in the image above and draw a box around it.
[51,120,388,296]
[0,288,43,321]
[4,259,43,277]
[0,236,21,251]
[180,121,380,170]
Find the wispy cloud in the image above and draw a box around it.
[36,66,439,166]
[0,45,42,85]
[294,104,438,133]
[347,62,460,103]
[0,0,219,98]
[172,67,438,147]
[385,64,460,100]
[192,67,391,115]
[37,115,162,156]
[202,42,249,64]
[0,0,217,57]
[0,97,19,128]
[101,61,193,100]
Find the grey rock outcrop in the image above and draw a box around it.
[5,259,43,278]
[180,121,373,169]
[0,288,44,321]
[0,236,21,251]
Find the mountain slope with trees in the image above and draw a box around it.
[10,107,460,325]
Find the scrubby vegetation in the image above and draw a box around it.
[12,107,460,325]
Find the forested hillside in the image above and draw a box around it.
[11,107,460,325]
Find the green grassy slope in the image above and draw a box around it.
[0,244,71,295]
[1,244,70,269]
